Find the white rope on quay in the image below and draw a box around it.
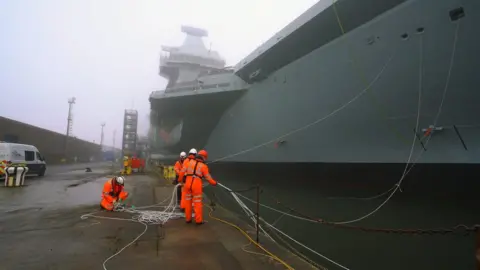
[217,183,350,270]
[80,184,184,270]
[217,182,276,242]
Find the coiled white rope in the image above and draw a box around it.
[80,184,185,270]
[114,187,184,225]
[78,181,348,269]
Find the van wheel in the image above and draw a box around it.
[38,169,46,177]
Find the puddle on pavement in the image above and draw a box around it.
[0,176,109,212]
[56,168,113,176]
[4,206,43,214]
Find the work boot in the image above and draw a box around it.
[186,220,192,224]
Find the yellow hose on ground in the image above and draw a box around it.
[206,204,295,270]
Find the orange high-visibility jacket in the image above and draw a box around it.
[174,159,183,175]
[101,179,128,210]
[179,155,195,182]
[178,159,217,191]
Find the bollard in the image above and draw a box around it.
[4,166,28,187]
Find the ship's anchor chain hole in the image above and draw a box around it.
[366,36,380,45]
[249,69,261,79]
[449,7,465,22]
[401,26,425,40]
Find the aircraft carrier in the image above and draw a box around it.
[150,0,479,166]
[149,1,480,268]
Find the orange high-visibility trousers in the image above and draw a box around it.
[184,191,203,224]
[179,158,217,224]
[100,191,128,211]
[180,186,187,209]
[184,177,205,223]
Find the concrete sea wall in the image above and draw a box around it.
[0,116,102,164]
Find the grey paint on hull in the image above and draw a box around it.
[150,89,246,153]
[235,0,408,83]
[205,0,480,164]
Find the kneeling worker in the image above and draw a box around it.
[178,149,217,224]
[100,176,129,211]
[173,151,187,207]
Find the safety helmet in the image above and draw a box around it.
[189,148,197,155]
[115,176,125,185]
[180,151,186,158]
[198,150,208,160]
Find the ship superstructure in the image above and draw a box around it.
[159,26,226,89]
[149,26,248,158]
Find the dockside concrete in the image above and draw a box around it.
[0,170,315,269]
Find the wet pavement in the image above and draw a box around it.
[0,168,311,270]
[45,161,116,175]
[0,164,115,212]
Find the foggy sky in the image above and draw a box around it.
[0,0,318,148]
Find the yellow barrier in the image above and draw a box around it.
[0,161,27,177]
[121,166,132,175]
[0,160,7,176]
[162,166,176,181]
[120,156,133,176]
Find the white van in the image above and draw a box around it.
[0,142,47,177]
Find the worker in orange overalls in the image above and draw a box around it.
[173,151,187,207]
[178,149,217,224]
[100,176,129,211]
[179,148,197,210]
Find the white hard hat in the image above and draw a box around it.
[180,151,187,158]
[189,148,197,155]
[116,176,125,185]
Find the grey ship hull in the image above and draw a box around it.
[150,86,246,156]
[151,0,479,167]
[205,0,480,165]
[149,2,480,268]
